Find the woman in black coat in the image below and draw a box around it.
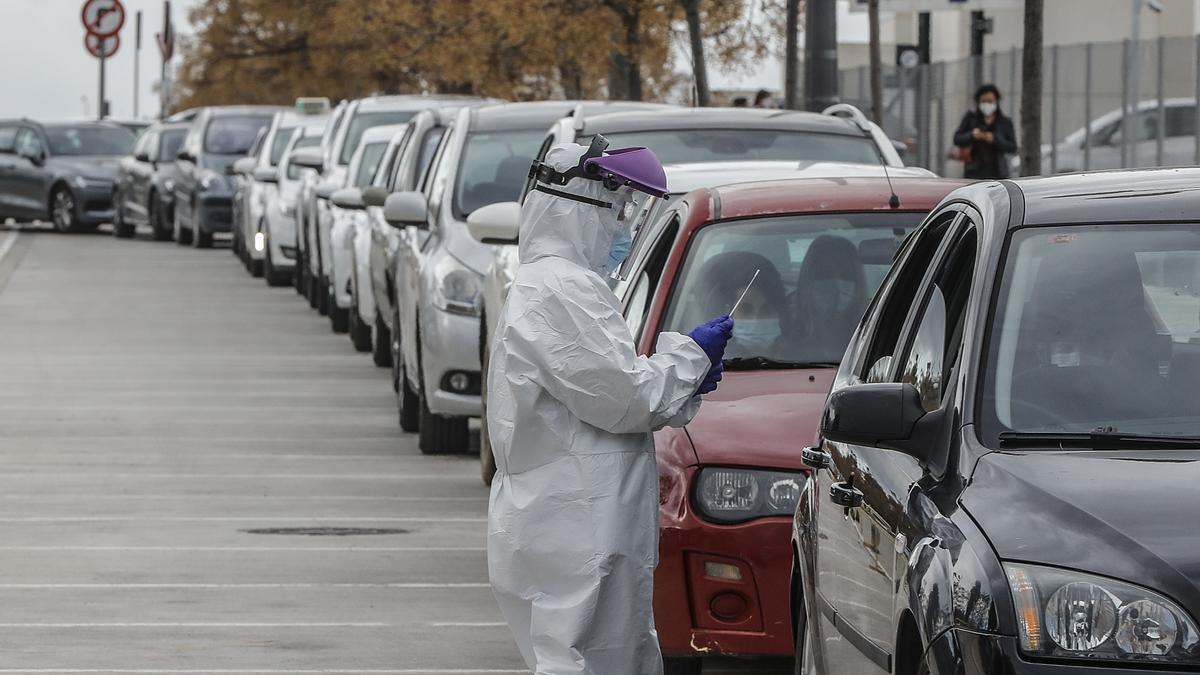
[953,84,1018,179]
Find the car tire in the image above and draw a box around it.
[149,199,171,241]
[479,323,496,486]
[293,252,306,294]
[390,306,403,393]
[306,271,319,308]
[329,303,349,333]
[111,196,135,238]
[173,208,193,245]
[396,356,420,434]
[263,247,290,287]
[662,658,701,675]
[348,285,372,352]
[193,222,213,249]
[249,258,263,278]
[372,312,392,368]
[418,384,468,456]
[50,186,78,233]
[317,275,331,316]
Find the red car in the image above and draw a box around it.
[610,176,968,673]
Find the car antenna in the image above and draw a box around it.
[881,159,901,209]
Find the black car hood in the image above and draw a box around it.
[963,449,1200,618]
[48,156,123,179]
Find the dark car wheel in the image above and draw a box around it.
[396,338,420,433]
[149,198,172,241]
[372,312,392,368]
[263,246,290,287]
[111,195,134,238]
[348,286,372,352]
[193,221,213,249]
[50,187,77,233]
[480,325,496,486]
[390,306,403,393]
[662,658,701,675]
[418,386,468,456]
[317,275,331,316]
[293,253,306,294]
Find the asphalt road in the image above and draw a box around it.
[0,226,790,674]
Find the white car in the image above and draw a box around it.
[259,126,324,286]
[470,156,937,484]
[326,124,407,333]
[310,96,481,333]
[1018,97,1199,174]
[232,105,328,277]
[386,101,610,455]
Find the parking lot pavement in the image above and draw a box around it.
[0,229,525,673]
[0,227,791,675]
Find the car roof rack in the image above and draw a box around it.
[821,103,872,134]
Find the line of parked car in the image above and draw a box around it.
[18,94,1197,674]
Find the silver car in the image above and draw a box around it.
[232,105,328,277]
[259,126,324,286]
[309,95,479,333]
[385,101,597,455]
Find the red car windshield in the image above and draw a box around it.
[661,212,922,367]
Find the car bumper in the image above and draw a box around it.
[196,193,233,233]
[655,474,796,658]
[926,629,1184,674]
[264,208,297,269]
[75,184,114,225]
[418,307,482,418]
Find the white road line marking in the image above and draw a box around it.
[0,516,486,522]
[0,622,391,628]
[0,231,17,262]
[0,546,485,552]
[0,671,528,674]
[0,474,470,480]
[0,583,490,589]
[429,622,508,627]
[0,495,487,502]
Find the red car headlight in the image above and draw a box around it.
[692,468,805,524]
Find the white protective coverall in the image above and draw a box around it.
[487,143,712,675]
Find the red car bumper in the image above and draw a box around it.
[655,469,796,658]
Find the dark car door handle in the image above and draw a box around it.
[802,446,831,470]
[830,481,864,508]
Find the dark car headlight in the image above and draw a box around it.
[1006,563,1200,665]
[72,175,112,189]
[692,467,805,524]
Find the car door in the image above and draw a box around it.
[127,130,157,222]
[0,123,23,216]
[11,126,49,218]
[397,123,453,386]
[811,208,963,674]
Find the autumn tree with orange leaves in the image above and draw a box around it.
[171,0,775,111]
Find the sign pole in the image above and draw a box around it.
[134,10,141,118]
[99,39,107,120]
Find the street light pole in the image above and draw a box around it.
[99,40,107,120]
[804,0,839,112]
[1128,0,1164,167]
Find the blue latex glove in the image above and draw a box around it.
[687,315,734,368]
[697,360,724,395]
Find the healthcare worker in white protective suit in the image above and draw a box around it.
[487,137,734,675]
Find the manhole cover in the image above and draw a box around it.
[240,527,410,536]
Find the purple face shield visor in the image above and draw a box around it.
[527,135,668,210]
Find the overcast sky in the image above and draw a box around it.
[0,1,870,120]
[0,0,197,122]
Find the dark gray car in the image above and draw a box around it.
[171,106,276,248]
[112,122,189,240]
[0,119,136,232]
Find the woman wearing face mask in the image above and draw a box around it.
[953,83,1017,179]
[692,253,788,359]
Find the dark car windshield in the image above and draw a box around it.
[453,129,545,218]
[982,224,1200,441]
[353,141,388,187]
[602,129,881,165]
[339,111,415,164]
[204,115,272,155]
[269,127,295,166]
[158,129,186,162]
[661,213,921,367]
[45,126,135,156]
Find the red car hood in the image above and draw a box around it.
[683,369,834,468]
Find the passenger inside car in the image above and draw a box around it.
[789,234,868,362]
[685,251,787,360]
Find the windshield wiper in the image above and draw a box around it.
[723,357,839,371]
[998,430,1200,449]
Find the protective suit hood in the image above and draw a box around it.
[518,143,630,276]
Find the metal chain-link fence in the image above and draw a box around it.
[840,35,1200,176]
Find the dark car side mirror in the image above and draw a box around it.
[361,185,389,208]
[134,151,151,163]
[821,382,950,477]
[177,150,194,162]
[21,148,44,166]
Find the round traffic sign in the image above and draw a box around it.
[85,32,120,59]
[81,0,126,39]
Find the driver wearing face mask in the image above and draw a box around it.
[691,252,788,360]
